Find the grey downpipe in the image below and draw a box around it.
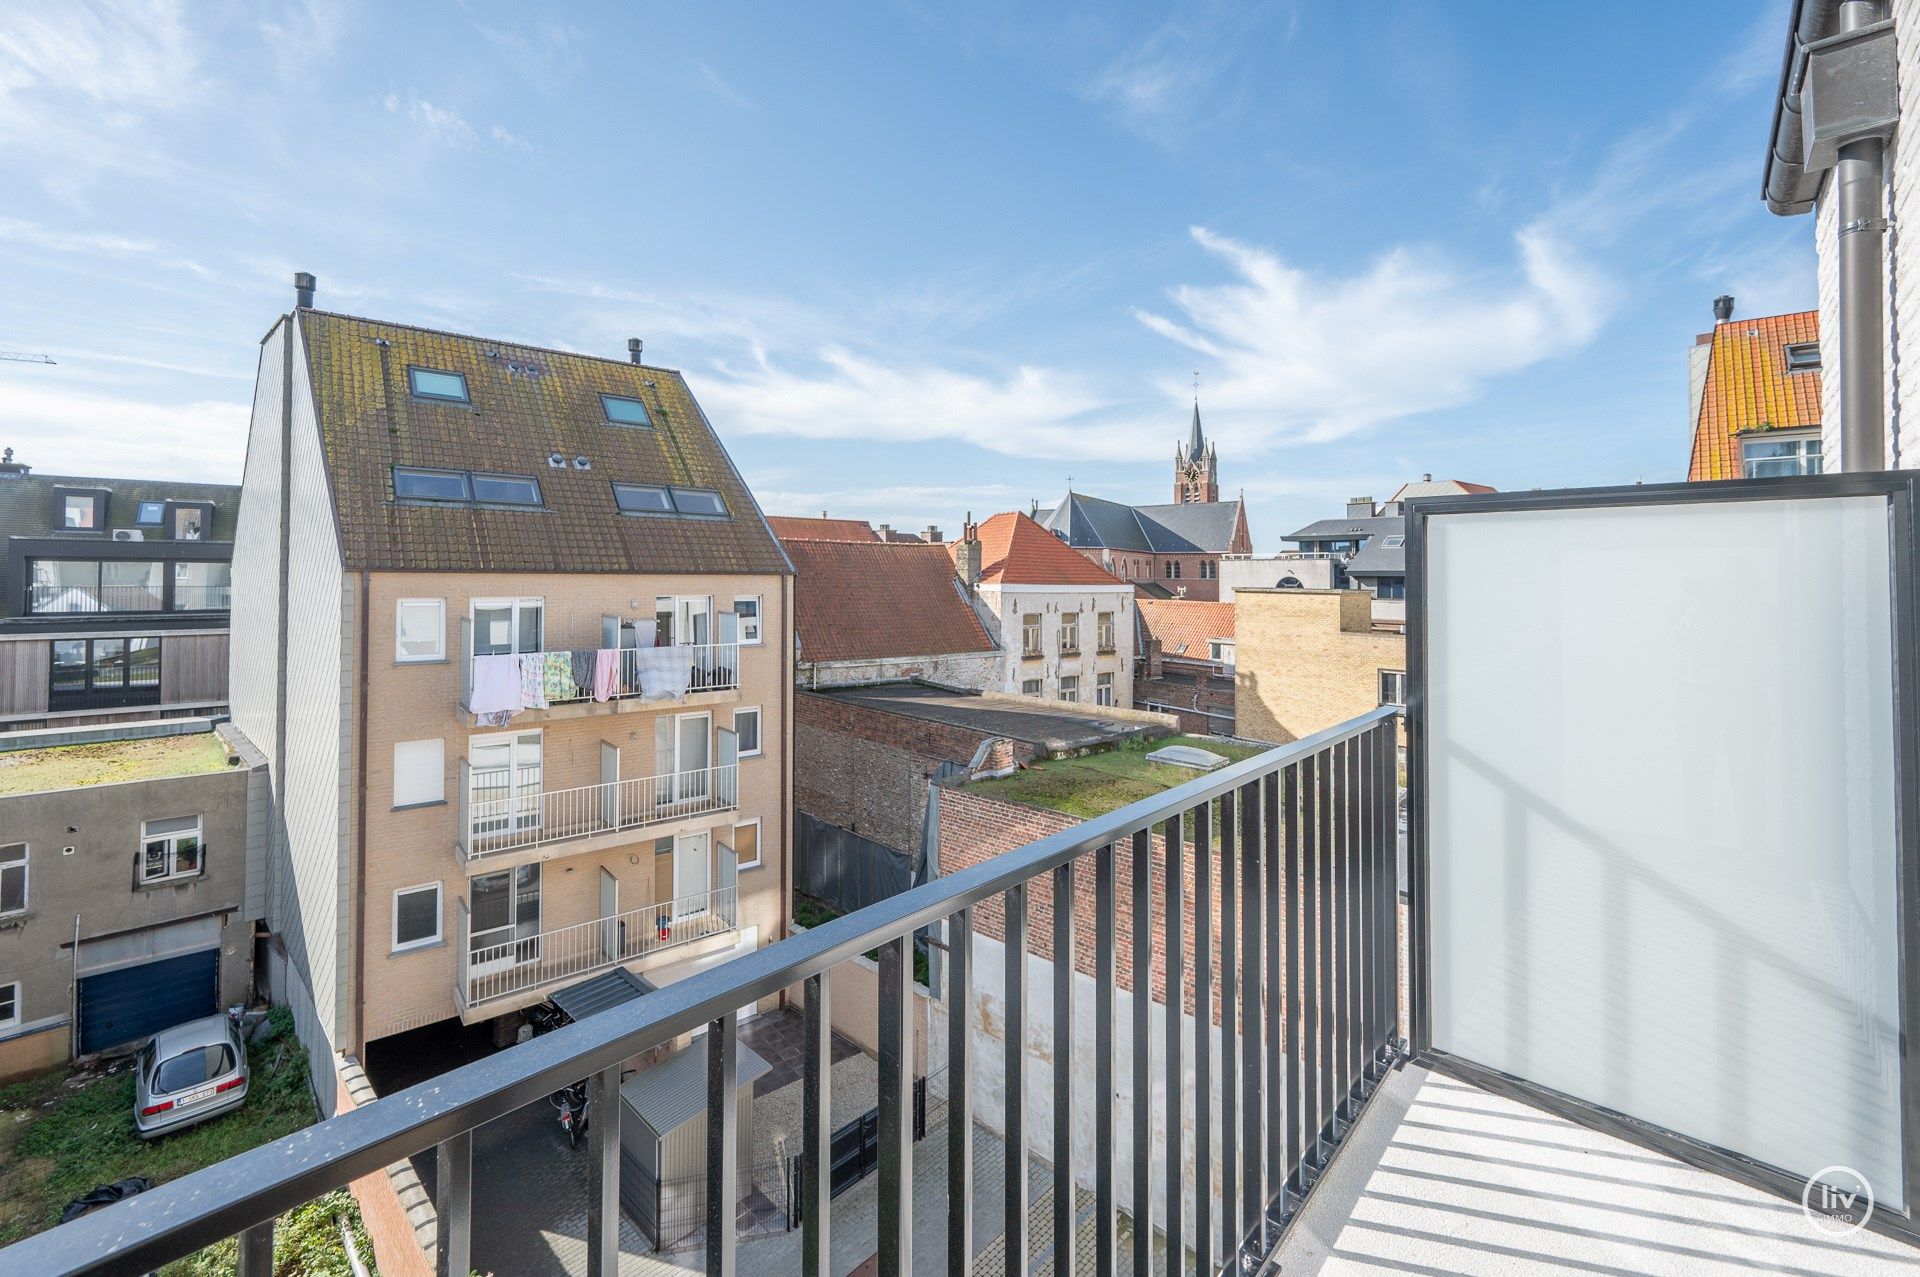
[1837,0,1892,470]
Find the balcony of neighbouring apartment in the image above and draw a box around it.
[460,635,741,724]
[454,841,740,1018]
[23,559,232,616]
[455,759,740,870]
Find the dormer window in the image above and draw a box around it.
[1784,342,1821,373]
[136,501,166,527]
[599,394,653,428]
[406,367,470,403]
[58,490,105,531]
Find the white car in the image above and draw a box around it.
[134,1014,249,1139]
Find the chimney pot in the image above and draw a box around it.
[925,525,941,543]
[293,272,316,309]
[628,338,644,364]
[1423,473,1432,482]
[1713,294,1735,322]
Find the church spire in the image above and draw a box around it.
[1174,395,1220,504]
[1187,399,1206,461]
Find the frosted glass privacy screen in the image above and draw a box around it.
[1424,493,1905,1209]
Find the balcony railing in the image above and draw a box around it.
[457,846,740,1010]
[457,762,740,863]
[27,582,162,613]
[462,641,740,715]
[6,705,1401,1277]
[172,583,231,611]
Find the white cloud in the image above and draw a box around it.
[0,381,249,481]
[745,479,1029,531]
[689,60,748,110]
[382,92,477,146]
[490,123,530,150]
[1134,224,1614,446]
[0,1,199,127]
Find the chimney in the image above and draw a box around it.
[0,447,27,479]
[955,514,982,591]
[1422,473,1432,482]
[1145,636,1164,681]
[628,338,644,364]
[878,523,894,539]
[293,271,316,309]
[1345,496,1376,519]
[1029,499,1040,518]
[1713,294,1735,323]
[924,524,942,543]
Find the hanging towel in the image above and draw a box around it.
[476,708,514,728]
[634,618,658,648]
[544,650,575,702]
[571,650,597,700]
[633,645,692,701]
[519,653,548,709]
[593,648,620,703]
[469,653,521,717]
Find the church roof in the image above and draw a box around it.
[1041,491,1244,554]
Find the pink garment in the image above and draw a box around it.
[593,648,620,703]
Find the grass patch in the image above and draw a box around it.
[0,731,234,796]
[961,734,1268,821]
[0,1008,318,1249]
[793,895,932,987]
[161,1188,373,1277]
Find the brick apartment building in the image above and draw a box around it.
[1133,597,1237,734]
[1233,588,1404,745]
[1685,300,1824,481]
[230,276,793,1106]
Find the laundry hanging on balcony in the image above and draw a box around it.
[592,648,619,702]
[631,645,692,700]
[542,650,575,702]
[518,653,548,710]
[470,653,520,725]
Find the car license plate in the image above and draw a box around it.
[178,1084,217,1106]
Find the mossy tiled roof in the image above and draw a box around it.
[1688,310,1822,482]
[297,310,789,576]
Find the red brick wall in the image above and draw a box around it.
[1135,659,1236,735]
[335,1071,432,1277]
[796,691,1040,855]
[937,785,1261,1025]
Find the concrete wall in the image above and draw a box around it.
[0,743,255,1079]
[1233,589,1403,746]
[1218,555,1334,601]
[801,649,1001,692]
[976,583,1135,706]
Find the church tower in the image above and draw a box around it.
[1174,401,1219,503]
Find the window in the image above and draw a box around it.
[171,503,210,540]
[469,473,543,505]
[600,394,653,427]
[1210,639,1237,665]
[153,1042,236,1092]
[0,983,15,1029]
[0,845,24,916]
[140,817,203,884]
[1021,614,1043,657]
[1785,342,1821,373]
[1199,560,1216,580]
[732,819,762,871]
[1375,579,1407,600]
[407,366,470,402]
[1164,561,1181,579]
[1060,612,1080,653]
[396,599,445,662]
[1379,669,1407,708]
[50,637,160,709]
[173,561,231,611]
[393,467,471,501]
[612,483,672,513]
[393,883,443,952]
[1381,535,1406,549]
[1742,435,1823,479]
[1095,672,1115,707]
[668,487,727,517]
[471,598,543,656]
[1021,678,1043,695]
[1058,675,1080,703]
[136,501,165,527]
[734,596,762,645]
[393,739,445,808]
[60,491,103,530]
[1097,612,1116,652]
[734,707,762,758]
[1164,562,1174,579]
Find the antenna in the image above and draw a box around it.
[0,352,56,365]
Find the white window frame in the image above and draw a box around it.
[1379,668,1407,708]
[733,817,763,871]
[393,739,446,808]
[0,982,17,1029]
[1097,612,1116,652]
[734,706,763,758]
[1021,678,1043,696]
[1059,675,1080,703]
[1060,612,1080,654]
[0,844,24,917]
[139,817,204,885]
[470,597,545,656]
[733,595,763,646]
[1021,614,1043,658]
[395,598,446,663]
[1210,639,1237,665]
[392,882,443,953]
[1095,671,1115,708]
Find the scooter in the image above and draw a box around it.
[551,1080,590,1149]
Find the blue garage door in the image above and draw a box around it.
[77,949,219,1055]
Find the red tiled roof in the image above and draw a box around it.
[1137,599,1235,659]
[768,515,880,542]
[1688,310,1822,481]
[964,512,1127,587]
[785,539,995,662]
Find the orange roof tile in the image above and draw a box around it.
[1688,310,1822,481]
[785,538,995,662]
[768,515,881,542]
[963,512,1128,587]
[1137,598,1235,659]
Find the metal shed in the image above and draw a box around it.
[618,1036,772,1249]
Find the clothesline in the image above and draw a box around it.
[467,645,699,724]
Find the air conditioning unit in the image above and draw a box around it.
[111,529,144,542]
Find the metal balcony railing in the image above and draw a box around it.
[457,847,739,1010]
[457,762,740,863]
[27,582,163,613]
[7,707,1402,1277]
[461,640,741,713]
[171,583,232,611]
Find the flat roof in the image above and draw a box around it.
[0,730,235,796]
[815,683,1156,751]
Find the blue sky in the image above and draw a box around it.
[0,0,1812,542]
